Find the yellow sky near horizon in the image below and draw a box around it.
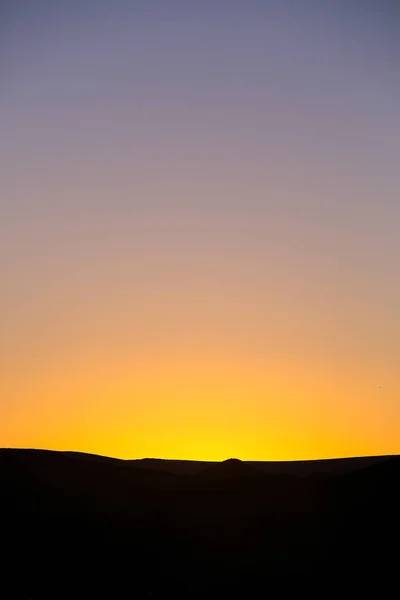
[2,351,397,461]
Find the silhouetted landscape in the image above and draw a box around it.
[3,2,400,597]
[1,448,399,597]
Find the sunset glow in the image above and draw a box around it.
[1,1,399,460]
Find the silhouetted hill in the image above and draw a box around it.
[127,453,393,476]
[1,448,399,597]
[196,457,262,479]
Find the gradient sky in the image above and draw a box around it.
[1,1,399,460]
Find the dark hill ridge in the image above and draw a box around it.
[194,457,264,480]
[128,453,393,476]
[1,448,399,597]
[3,448,392,475]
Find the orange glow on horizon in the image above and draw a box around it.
[2,353,398,461]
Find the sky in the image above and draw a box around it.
[1,1,399,460]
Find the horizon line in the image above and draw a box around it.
[2,447,399,463]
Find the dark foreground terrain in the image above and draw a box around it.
[1,449,399,598]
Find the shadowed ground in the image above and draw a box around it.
[1,449,398,597]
